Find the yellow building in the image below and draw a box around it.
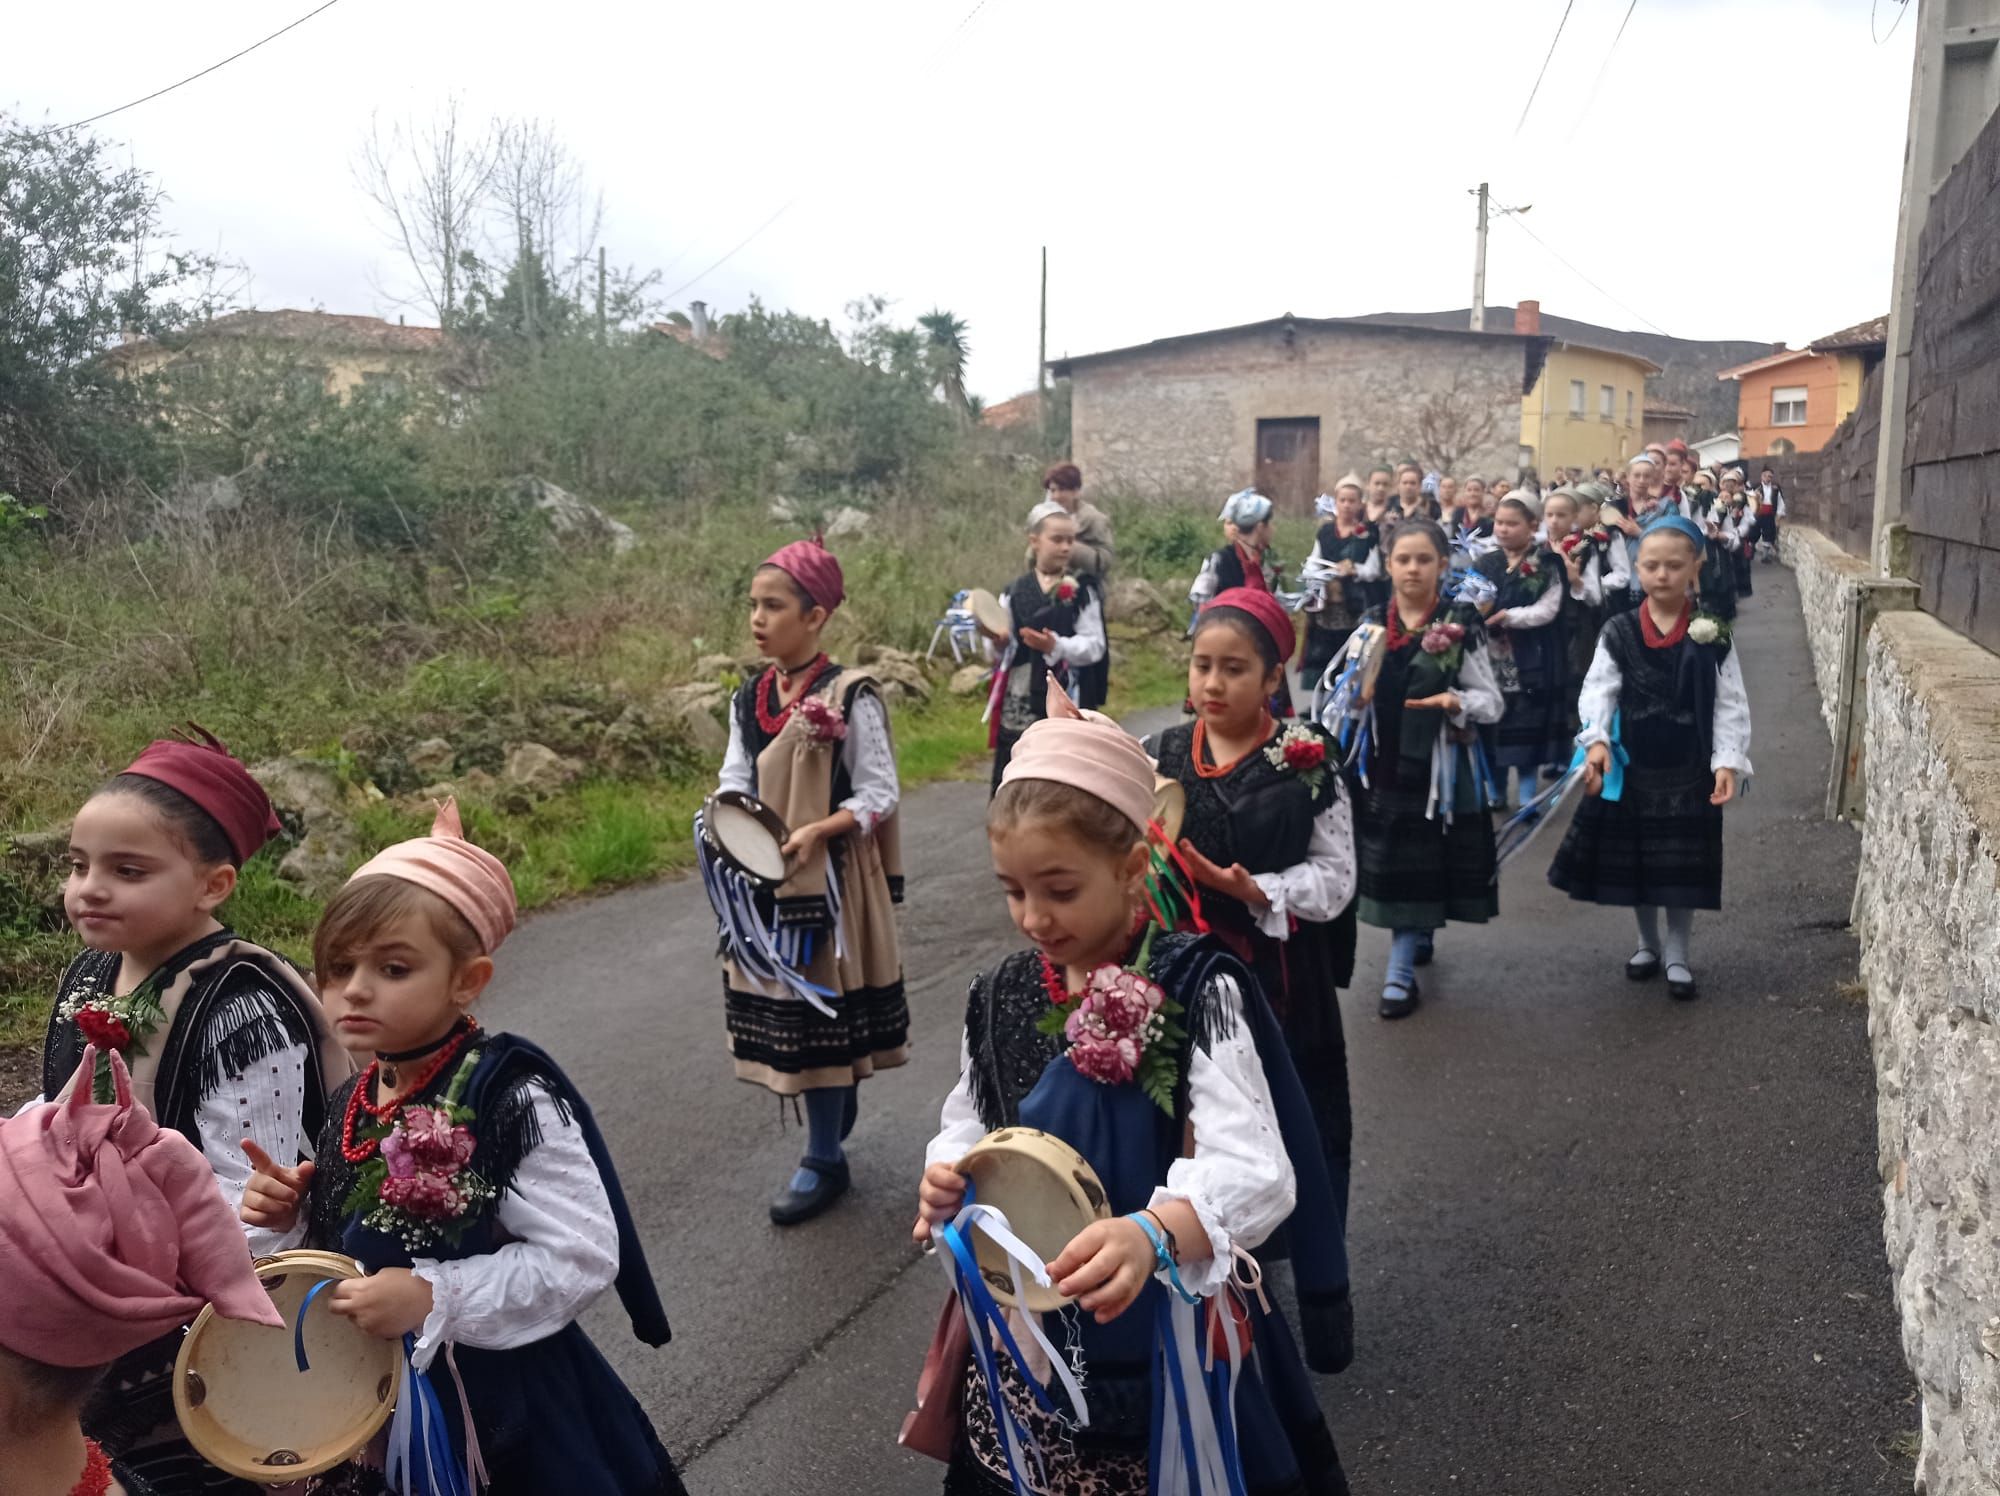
[1519,334,1660,478]
[109,309,447,399]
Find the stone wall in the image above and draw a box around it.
[1068,324,1527,502]
[1784,526,1878,741]
[1856,610,2000,1496]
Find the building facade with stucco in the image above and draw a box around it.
[1048,316,1550,513]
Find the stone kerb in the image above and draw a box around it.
[1783,525,1879,741]
[1858,609,2000,1495]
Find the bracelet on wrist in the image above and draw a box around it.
[1126,1211,1199,1305]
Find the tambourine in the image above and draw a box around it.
[1349,621,1388,705]
[962,588,1010,640]
[700,790,791,890]
[955,1127,1112,1312]
[173,1250,401,1482]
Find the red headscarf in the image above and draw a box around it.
[121,725,280,865]
[1200,586,1299,666]
[763,539,845,614]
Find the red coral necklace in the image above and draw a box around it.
[70,1442,111,1496]
[1191,714,1273,779]
[340,1019,478,1164]
[756,654,832,735]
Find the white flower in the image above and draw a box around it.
[1688,617,1721,645]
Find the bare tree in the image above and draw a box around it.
[1409,369,1504,476]
[353,99,497,330]
[490,119,603,326]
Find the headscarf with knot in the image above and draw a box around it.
[998,679,1157,838]
[763,538,846,614]
[0,1048,281,1367]
[1218,489,1274,529]
[346,798,518,954]
[121,724,281,865]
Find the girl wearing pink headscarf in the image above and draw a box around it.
[240,803,684,1496]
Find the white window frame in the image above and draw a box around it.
[1626,390,1635,428]
[1771,385,1808,427]
[1599,384,1615,420]
[1568,379,1586,417]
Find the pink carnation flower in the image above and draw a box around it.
[1068,1034,1140,1085]
[400,1106,476,1168]
[380,1128,418,1180]
[380,1169,465,1222]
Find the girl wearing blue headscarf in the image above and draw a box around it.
[1547,514,1753,1001]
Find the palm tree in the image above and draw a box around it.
[918,309,973,424]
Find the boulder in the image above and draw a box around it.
[825,505,872,539]
[950,663,991,696]
[868,655,932,705]
[505,475,637,555]
[599,708,661,775]
[502,742,584,801]
[277,828,358,897]
[696,654,742,679]
[768,494,800,524]
[1107,577,1178,635]
[407,739,456,778]
[250,757,366,834]
[660,682,728,715]
[659,696,729,757]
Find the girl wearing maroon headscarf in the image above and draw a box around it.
[30,727,348,1494]
[714,539,909,1225]
[1153,586,1359,1247]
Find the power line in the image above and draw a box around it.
[1514,0,1579,136]
[660,0,997,305]
[1565,0,1640,143]
[1500,211,1670,336]
[1872,0,1912,45]
[24,0,346,141]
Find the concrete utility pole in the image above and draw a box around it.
[1870,0,2000,575]
[1470,183,1490,332]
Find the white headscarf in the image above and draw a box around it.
[1218,489,1273,528]
[1026,498,1068,532]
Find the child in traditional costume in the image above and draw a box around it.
[1720,470,1757,597]
[33,728,347,1493]
[1548,515,1753,1001]
[241,803,685,1495]
[990,501,1107,792]
[719,539,909,1223]
[1476,496,1570,805]
[1157,586,1358,1221]
[914,683,1351,1495]
[1039,464,1116,710]
[1,1047,287,1496]
[1544,487,1605,746]
[1300,476,1381,684]
[1325,519,1504,1019]
[1190,489,1283,611]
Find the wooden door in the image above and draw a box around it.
[1255,417,1320,515]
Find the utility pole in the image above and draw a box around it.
[1470,183,1490,332]
[597,245,608,345]
[1038,245,1050,444]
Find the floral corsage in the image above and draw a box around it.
[342,1052,497,1252]
[1420,620,1467,672]
[58,976,165,1102]
[1037,929,1187,1114]
[1687,612,1733,648]
[793,694,847,749]
[1264,721,1329,794]
[1054,578,1078,604]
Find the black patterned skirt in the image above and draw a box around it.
[1548,759,1723,910]
[1351,757,1498,932]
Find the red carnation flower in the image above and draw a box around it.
[1056,580,1077,603]
[1282,736,1327,772]
[1442,622,1466,643]
[75,1007,131,1052]
[1559,532,1584,554]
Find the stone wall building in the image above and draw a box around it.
[1049,316,1550,513]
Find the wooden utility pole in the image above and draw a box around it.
[1038,245,1050,448]
[597,245,608,344]
[1470,183,1490,332]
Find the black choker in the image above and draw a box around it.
[377,1020,470,1087]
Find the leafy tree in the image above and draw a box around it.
[918,309,972,423]
[0,117,221,504]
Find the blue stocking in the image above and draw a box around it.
[792,1086,854,1191]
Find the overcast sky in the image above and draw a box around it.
[11,0,1915,401]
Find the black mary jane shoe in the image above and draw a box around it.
[1626,949,1662,982]
[1379,980,1422,1020]
[1666,965,1699,1002]
[769,1157,851,1226]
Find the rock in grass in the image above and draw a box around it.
[407,738,456,777]
[502,742,584,801]
[950,663,990,696]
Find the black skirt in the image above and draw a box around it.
[1351,755,1498,931]
[1547,759,1723,910]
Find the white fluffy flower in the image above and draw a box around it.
[1688,617,1721,645]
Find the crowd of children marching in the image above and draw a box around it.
[0,440,1756,1496]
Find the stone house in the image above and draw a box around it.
[109,309,449,400]
[1048,315,1550,513]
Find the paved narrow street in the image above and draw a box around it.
[480,566,1912,1494]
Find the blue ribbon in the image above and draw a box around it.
[385,1333,475,1496]
[1204,1314,1251,1496]
[293,1277,337,1373]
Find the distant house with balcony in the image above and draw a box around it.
[1717,315,1887,460]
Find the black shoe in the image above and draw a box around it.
[1666,964,1698,1001]
[1626,949,1661,981]
[770,1157,851,1225]
[1413,937,1435,968]
[1379,980,1421,1020]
